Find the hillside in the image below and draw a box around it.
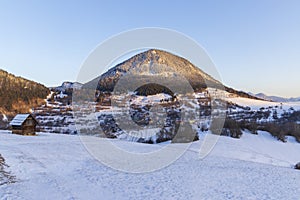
[0,69,49,115]
[85,49,261,101]
[85,49,219,92]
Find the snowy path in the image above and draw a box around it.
[0,131,300,200]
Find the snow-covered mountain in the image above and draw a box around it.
[69,49,300,144]
[51,81,82,92]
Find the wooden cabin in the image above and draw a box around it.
[9,114,38,135]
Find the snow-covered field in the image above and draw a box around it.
[1,130,300,199]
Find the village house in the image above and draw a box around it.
[9,114,38,135]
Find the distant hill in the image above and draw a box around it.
[0,69,49,115]
[250,92,300,102]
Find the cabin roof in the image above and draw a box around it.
[9,114,33,126]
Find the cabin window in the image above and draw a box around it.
[26,120,33,125]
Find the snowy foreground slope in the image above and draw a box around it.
[1,130,300,200]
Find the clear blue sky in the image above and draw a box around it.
[1,0,300,98]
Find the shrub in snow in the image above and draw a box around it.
[199,122,209,132]
[295,162,300,170]
[215,118,243,139]
[172,122,198,143]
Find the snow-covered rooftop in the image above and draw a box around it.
[9,114,31,126]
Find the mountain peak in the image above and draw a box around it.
[82,49,262,100]
[86,49,223,93]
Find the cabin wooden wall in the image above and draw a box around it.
[12,127,36,135]
[11,129,23,135]
[11,122,36,135]
[23,126,35,135]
